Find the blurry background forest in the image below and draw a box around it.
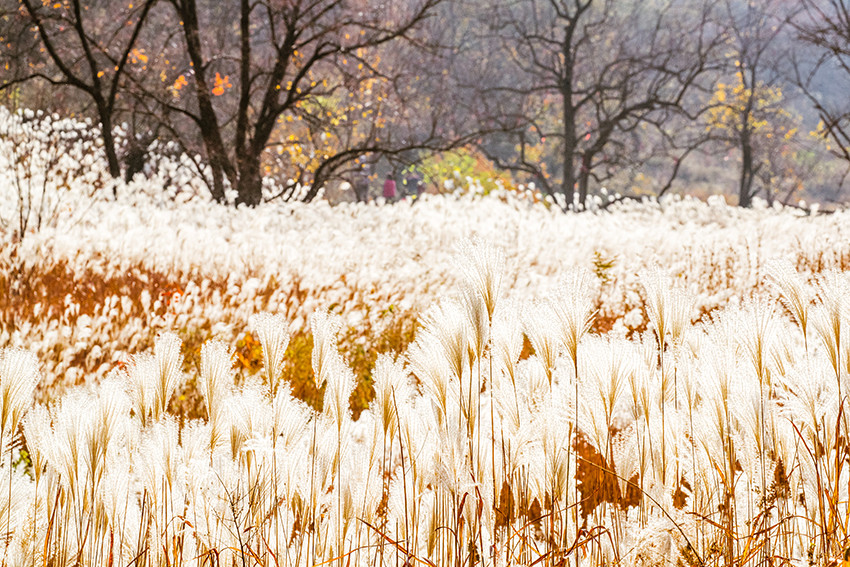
[2,0,850,208]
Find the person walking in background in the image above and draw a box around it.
[382,174,397,203]
[352,172,369,203]
[405,172,422,201]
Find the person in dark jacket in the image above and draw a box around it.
[352,173,369,203]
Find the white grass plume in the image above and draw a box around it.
[371,354,409,441]
[536,398,572,504]
[554,268,597,371]
[22,405,51,483]
[84,377,131,503]
[49,389,92,504]
[153,332,183,421]
[224,378,272,461]
[126,353,157,427]
[642,269,693,352]
[98,457,139,565]
[254,312,290,397]
[322,352,355,428]
[137,415,183,504]
[578,337,632,458]
[0,348,40,451]
[740,299,779,387]
[461,285,490,363]
[811,271,850,390]
[767,259,813,348]
[273,385,310,449]
[456,238,505,323]
[491,299,523,389]
[407,328,451,427]
[199,339,232,455]
[426,299,470,383]
[311,310,342,385]
[524,300,561,385]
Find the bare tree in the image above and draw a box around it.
[1,0,159,181]
[795,0,850,185]
[132,0,461,206]
[708,0,802,208]
[467,0,724,209]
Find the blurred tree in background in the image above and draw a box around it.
[0,0,847,207]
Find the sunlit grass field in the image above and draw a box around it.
[3,109,850,565]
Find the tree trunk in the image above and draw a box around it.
[235,154,263,206]
[577,153,591,210]
[738,128,754,208]
[562,98,577,207]
[99,108,121,179]
[175,0,236,203]
[209,160,227,204]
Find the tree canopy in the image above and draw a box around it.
[1,0,847,207]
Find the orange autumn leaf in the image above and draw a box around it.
[172,74,188,91]
[212,72,231,96]
[130,48,148,64]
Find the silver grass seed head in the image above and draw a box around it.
[99,457,134,529]
[199,339,233,428]
[127,353,157,426]
[310,310,342,386]
[627,365,650,423]
[641,269,693,352]
[492,298,523,386]
[611,425,639,496]
[0,347,40,442]
[767,259,812,337]
[153,332,183,421]
[578,389,610,458]
[406,330,451,424]
[456,238,506,323]
[22,404,51,482]
[240,378,274,440]
[731,378,769,457]
[254,312,290,396]
[461,284,490,362]
[138,415,182,496]
[677,351,701,412]
[812,272,850,374]
[434,418,469,494]
[421,299,469,383]
[518,357,550,410]
[51,389,93,495]
[181,419,213,464]
[741,299,779,387]
[322,351,355,428]
[811,304,842,383]
[85,377,131,489]
[524,300,560,385]
[372,354,409,439]
[273,386,310,448]
[815,270,850,320]
[224,378,273,461]
[0,474,31,544]
[555,268,597,364]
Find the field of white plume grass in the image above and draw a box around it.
[3,109,850,565]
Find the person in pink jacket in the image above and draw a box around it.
[382,174,397,203]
